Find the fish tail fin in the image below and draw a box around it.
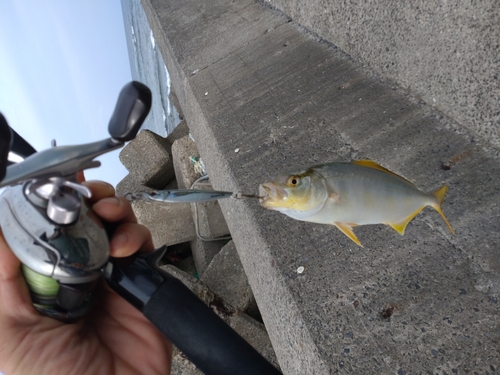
[431,186,455,234]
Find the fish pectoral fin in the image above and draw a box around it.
[387,206,425,235]
[328,192,340,203]
[334,222,363,247]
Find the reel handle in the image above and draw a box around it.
[0,81,151,188]
[108,81,152,142]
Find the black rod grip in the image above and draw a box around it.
[106,251,281,375]
[0,113,11,181]
[144,277,281,375]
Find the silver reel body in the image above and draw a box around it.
[0,81,152,320]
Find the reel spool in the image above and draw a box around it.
[22,264,98,321]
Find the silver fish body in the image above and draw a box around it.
[259,160,454,246]
[126,189,234,203]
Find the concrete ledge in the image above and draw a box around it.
[266,0,500,149]
[143,0,500,373]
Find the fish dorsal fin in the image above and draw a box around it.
[334,222,364,247]
[351,160,414,185]
[387,205,425,235]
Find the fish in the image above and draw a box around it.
[258,160,454,246]
[125,189,234,203]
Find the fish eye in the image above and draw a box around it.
[287,176,300,187]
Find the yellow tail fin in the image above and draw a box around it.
[432,186,455,234]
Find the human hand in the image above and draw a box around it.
[0,179,172,375]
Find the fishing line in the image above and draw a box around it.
[190,175,232,242]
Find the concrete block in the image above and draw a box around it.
[173,256,198,279]
[191,198,230,240]
[132,200,196,247]
[229,312,280,369]
[163,177,178,190]
[166,119,189,145]
[162,264,199,289]
[114,173,154,197]
[119,129,175,189]
[171,135,200,189]
[201,240,256,313]
[189,236,226,277]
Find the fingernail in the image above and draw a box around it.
[110,233,128,250]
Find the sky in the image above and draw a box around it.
[0,1,132,187]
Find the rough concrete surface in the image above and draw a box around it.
[189,236,227,277]
[119,129,175,188]
[132,200,196,247]
[265,0,500,150]
[228,311,279,369]
[142,0,500,373]
[191,196,230,239]
[171,135,200,189]
[115,172,151,197]
[166,119,189,145]
[201,240,256,312]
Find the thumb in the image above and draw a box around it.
[0,228,37,319]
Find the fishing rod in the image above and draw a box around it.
[0,81,281,375]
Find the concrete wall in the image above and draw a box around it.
[265,0,500,149]
[141,0,500,373]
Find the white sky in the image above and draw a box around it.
[0,0,133,187]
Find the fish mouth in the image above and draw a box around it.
[258,183,288,207]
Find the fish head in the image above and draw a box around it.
[259,169,328,212]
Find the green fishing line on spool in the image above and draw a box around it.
[22,264,59,298]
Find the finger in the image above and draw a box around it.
[92,196,137,225]
[82,180,116,204]
[0,229,37,320]
[109,222,154,257]
[76,171,85,183]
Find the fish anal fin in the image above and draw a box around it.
[387,206,425,235]
[334,222,363,247]
[351,160,414,185]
